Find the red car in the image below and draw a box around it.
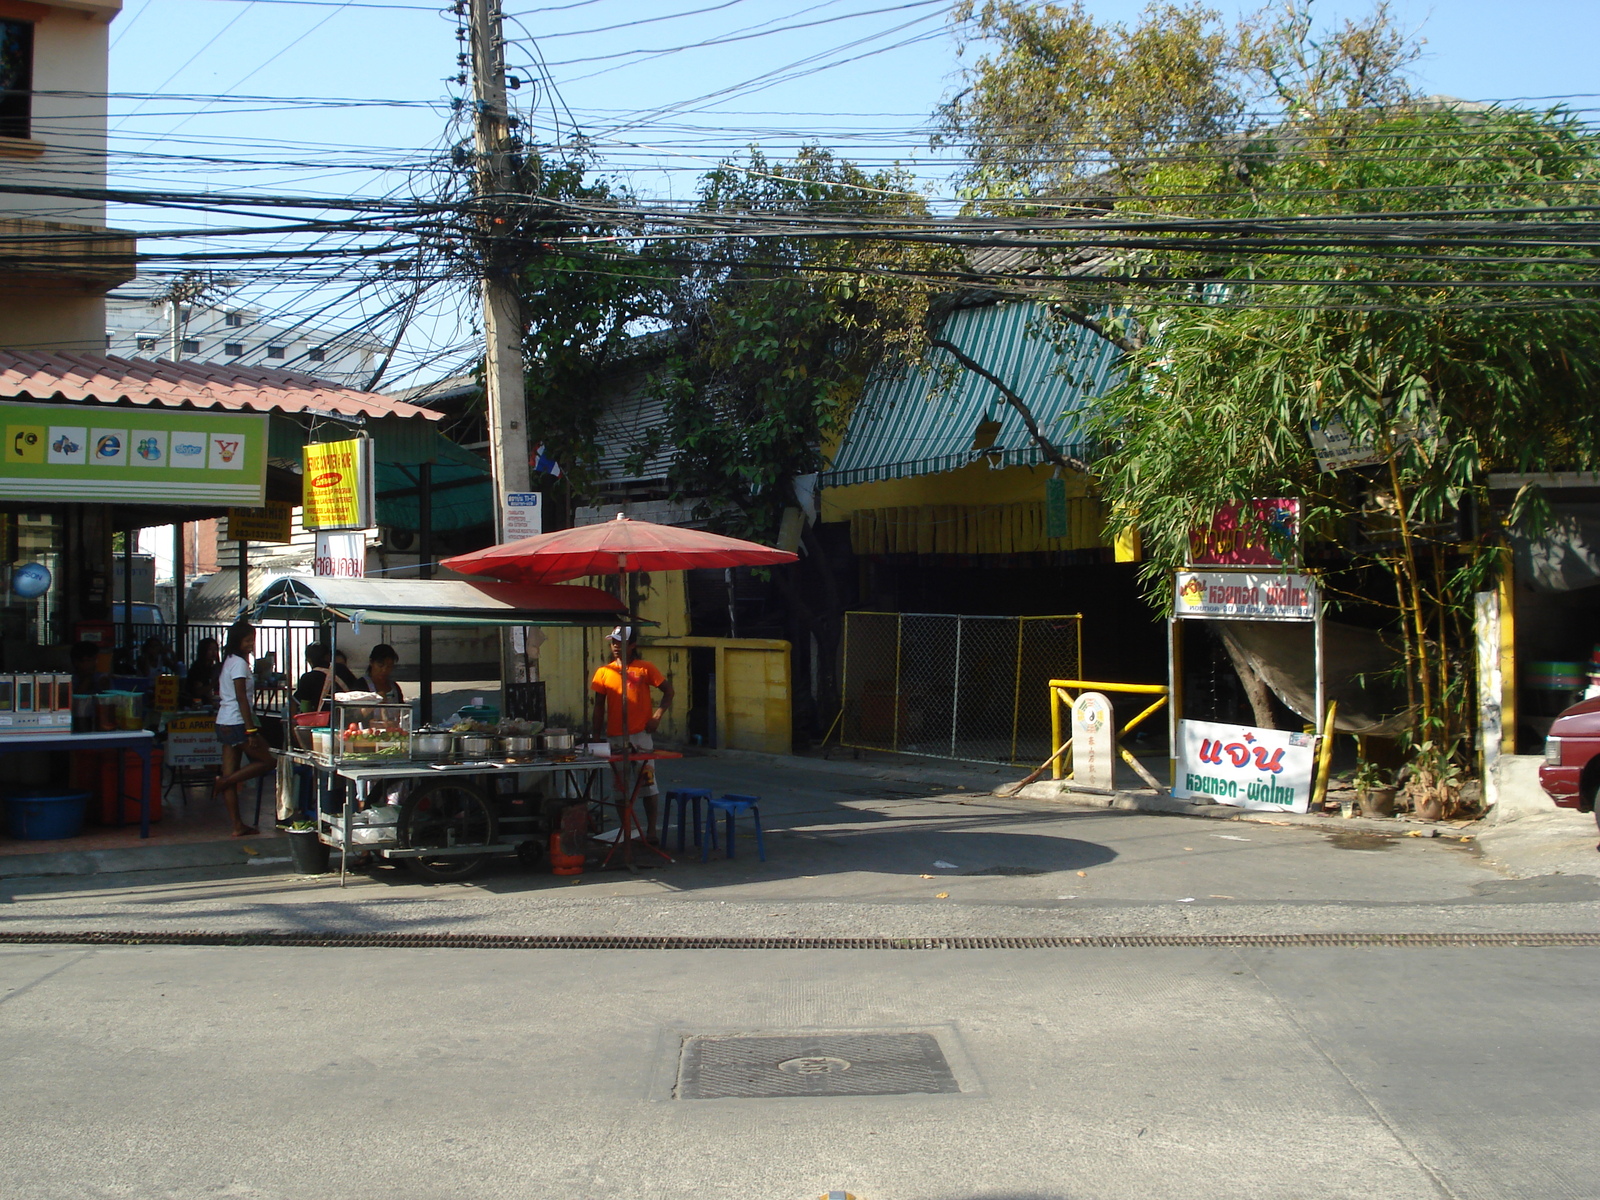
[1539,697,1600,833]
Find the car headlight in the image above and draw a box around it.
[1544,735,1563,766]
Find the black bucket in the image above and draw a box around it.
[286,829,330,875]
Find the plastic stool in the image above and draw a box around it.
[705,793,764,862]
[662,788,711,852]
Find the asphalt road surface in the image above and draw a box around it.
[1,760,1596,1198]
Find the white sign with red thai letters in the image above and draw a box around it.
[1174,570,1318,622]
[1175,719,1317,813]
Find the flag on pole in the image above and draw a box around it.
[530,443,563,478]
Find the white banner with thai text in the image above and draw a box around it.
[1175,719,1316,813]
[1174,570,1318,622]
[314,531,366,578]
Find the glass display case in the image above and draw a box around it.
[331,700,413,762]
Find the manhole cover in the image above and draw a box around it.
[676,1032,959,1099]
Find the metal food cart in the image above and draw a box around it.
[254,575,630,884]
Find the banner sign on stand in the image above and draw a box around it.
[502,492,542,540]
[1188,498,1299,566]
[0,401,266,506]
[1175,719,1316,812]
[166,713,222,767]
[1175,570,1318,622]
[302,438,372,530]
[314,531,366,578]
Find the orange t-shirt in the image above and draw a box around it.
[590,659,666,736]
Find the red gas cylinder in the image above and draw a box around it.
[549,831,584,875]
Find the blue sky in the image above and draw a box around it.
[100,0,1600,385]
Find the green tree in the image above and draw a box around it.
[1089,104,1600,812]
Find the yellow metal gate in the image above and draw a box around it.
[840,612,1083,765]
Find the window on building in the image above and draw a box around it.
[308,346,326,362]
[104,333,114,349]
[225,312,244,327]
[136,336,159,352]
[266,345,285,358]
[181,338,200,354]
[0,19,33,141]
[224,342,244,356]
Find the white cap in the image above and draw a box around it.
[607,625,636,642]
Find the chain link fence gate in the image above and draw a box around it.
[840,612,1083,765]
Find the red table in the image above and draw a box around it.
[600,750,682,869]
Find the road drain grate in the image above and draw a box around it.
[677,1033,959,1099]
[1,931,1596,950]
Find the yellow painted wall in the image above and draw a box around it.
[821,461,1093,521]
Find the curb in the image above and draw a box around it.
[0,835,285,880]
[1006,780,1474,835]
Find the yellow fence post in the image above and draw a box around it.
[1009,618,1026,763]
[891,612,903,753]
[1050,684,1066,780]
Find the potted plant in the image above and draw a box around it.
[1354,758,1397,818]
[285,819,330,875]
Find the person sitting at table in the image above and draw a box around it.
[332,649,361,694]
[294,642,335,712]
[136,635,179,680]
[360,644,405,703]
[187,637,221,707]
[590,625,674,845]
[70,640,109,696]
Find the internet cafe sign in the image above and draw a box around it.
[1175,719,1317,813]
[1175,570,1318,622]
[0,401,266,505]
[302,437,373,530]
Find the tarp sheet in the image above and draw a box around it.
[252,575,627,628]
[1218,620,1413,736]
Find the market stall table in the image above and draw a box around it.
[0,729,156,838]
[599,749,683,870]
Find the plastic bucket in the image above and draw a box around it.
[5,789,90,840]
[286,829,330,874]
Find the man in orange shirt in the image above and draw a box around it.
[591,626,675,843]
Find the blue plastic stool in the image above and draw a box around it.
[705,793,765,862]
[662,788,711,852]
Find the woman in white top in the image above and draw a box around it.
[213,620,274,836]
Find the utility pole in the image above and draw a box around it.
[470,0,530,537]
[469,0,531,690]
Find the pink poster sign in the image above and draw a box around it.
[1188,499,1300,567]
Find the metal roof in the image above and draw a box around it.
[822,302,1122,487]
[252,575,628,628]
[0,351,441,423]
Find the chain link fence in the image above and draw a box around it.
[841,612,1082,765]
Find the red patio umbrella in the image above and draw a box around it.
[440,514,797,867]
[439,512,798,585]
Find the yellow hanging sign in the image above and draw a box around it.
[302,438,372,530]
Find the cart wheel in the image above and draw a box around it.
[399,779,497,882]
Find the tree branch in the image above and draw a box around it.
[929,337,1093,473]
[1048,304,1142,354]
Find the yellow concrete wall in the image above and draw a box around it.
[535,569,691,739]
[821,461,1093,521]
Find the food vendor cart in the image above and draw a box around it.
[253,575,630,884]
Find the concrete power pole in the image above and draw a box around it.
[469,0,532,690]
[469,0,530,539]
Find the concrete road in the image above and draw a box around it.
[2,756,1596,938]
[1,940,1595,1200]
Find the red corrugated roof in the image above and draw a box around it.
[0,351,441,421]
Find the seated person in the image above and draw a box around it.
[187,636,222,707]
[360,644,405,703]
[135,635,178,680]
[294,642,335,712]
[332,649,361,694]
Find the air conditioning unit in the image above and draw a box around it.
[378,526,417,553]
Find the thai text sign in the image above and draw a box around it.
[166,713,222,766]
[0,401,266,506]
[226,500,293,544]
[1175,570,1318,622]
[1175,719,1316,813]
[302,438,372,530]
[1188,499,1299,566]
[314,531,366,578]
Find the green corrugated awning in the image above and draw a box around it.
[822,301,1122,487]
